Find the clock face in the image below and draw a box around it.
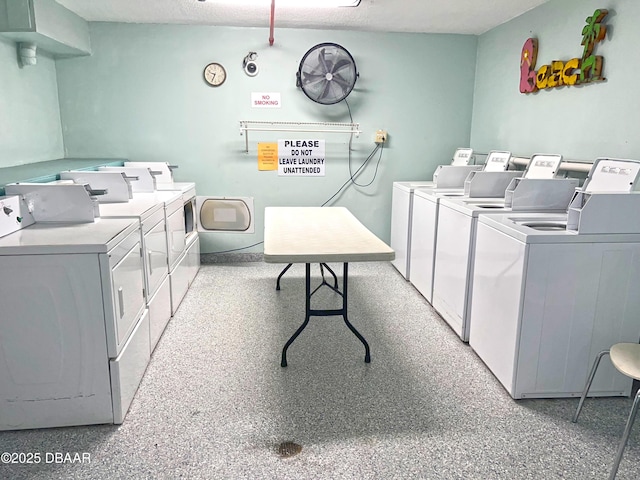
[204,63,226,86]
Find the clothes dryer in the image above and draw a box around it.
[0,191,148,430]
[123,162,200,311]
[98,191,183,351]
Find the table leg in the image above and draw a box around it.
[341,263,371,363]
[281,263,312,367]
[320,263,339,289]
[276,263,293,291]
[281,262,371,367]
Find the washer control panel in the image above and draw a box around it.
[0,195,35,238]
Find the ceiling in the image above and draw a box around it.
[55,0,551,36]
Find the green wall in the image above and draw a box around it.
[471,0,639,160]
[3,1,639,253]
[0,36,64,166]
[55,24,478,252]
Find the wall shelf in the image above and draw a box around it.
[239,120,360,152]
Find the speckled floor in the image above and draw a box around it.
[1,261,639,479]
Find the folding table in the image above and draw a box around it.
[264,207,395,366]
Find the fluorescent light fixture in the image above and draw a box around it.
[200,1,360,6]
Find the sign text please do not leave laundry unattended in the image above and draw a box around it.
[278,139,325,176]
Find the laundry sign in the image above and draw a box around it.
[251,92,281,108]
[277,139,325,176]
[257,142,278,171]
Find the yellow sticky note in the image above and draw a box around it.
[258,142,278,171]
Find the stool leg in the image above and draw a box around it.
[608,389,640,480]
[573,350,610,423]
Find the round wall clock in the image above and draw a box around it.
[203,62,226,87]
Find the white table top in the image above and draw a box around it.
[264,207,395,264]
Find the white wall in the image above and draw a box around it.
[55,24,478,251]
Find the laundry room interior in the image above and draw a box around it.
[2,0,640,479]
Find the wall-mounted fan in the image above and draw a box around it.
[296,43,358,105]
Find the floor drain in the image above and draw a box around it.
[277,441,302,458]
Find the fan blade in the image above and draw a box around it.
[331,58,352,74]
[331,74,351,90]
[317,48,332,74]
[302,71,326,84]
[318,79,334,100]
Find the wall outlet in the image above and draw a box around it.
[375,129,387,144]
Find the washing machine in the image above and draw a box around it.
[468,157,640,399]
[432,154,580,341]
[0,190,149,430]
[409,150,518,303]
[390,147,479,280]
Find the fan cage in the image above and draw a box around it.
[296,42,358,105]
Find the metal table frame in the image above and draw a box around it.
[263,206,394,367]
[279,262,369,367]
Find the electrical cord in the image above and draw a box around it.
[321,143,381,206]
[207,241,264,255]
[349,142,384,187]
[321,97,385,205]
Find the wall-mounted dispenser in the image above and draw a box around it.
[18,42,36,66]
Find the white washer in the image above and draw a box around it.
[468,157,640,399]
[390,147,478,280]
[409,151,516,302]
[0,210,149,429]
[390,181,439,279]
[469,210,640,399]
[432,154,578,341]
